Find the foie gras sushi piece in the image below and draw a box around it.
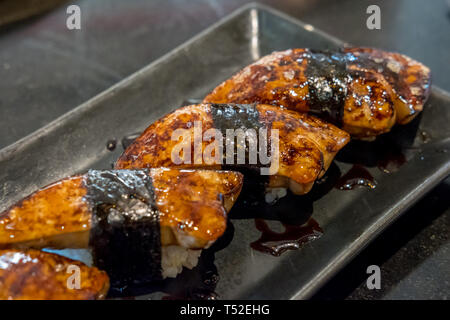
[115,103,350,198]
[0,249,109,300]
[0,168,243,286]
[204,48,431,139]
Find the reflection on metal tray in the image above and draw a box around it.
[0,3,449,299]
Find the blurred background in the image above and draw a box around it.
[0,0,449,299]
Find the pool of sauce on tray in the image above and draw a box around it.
[377,152,406,174]
[334,130,414,190]
[335,164,377,190]
[250,218,323,256]
[229,168,337,257]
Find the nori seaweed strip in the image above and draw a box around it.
[210,103,269,181]
[85,169,162,289]
[210,103,262,132]
[305,50,350,125]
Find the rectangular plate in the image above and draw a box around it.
[1,3,449,299]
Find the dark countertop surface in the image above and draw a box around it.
[0,0,448,299]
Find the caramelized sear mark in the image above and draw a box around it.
[250,218,322,256]
[0,249,109,300]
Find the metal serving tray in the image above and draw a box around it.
[1,3,449,299]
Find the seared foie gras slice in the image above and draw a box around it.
[153,168,243,249]
[342,47,431,125]
[0,168,242,250]
[0,175,91,249]
[204,48,431,138]
[0,249,109,300]
[115,103,350,195]
[0,169,243,285]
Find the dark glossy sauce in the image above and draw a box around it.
[228,168,337,257]
[335,164,377,190]
[106,139,117,151]
[377,152,406,174]
[336,132,410,188]
[420,130,431,144]
[250,218,323,256]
